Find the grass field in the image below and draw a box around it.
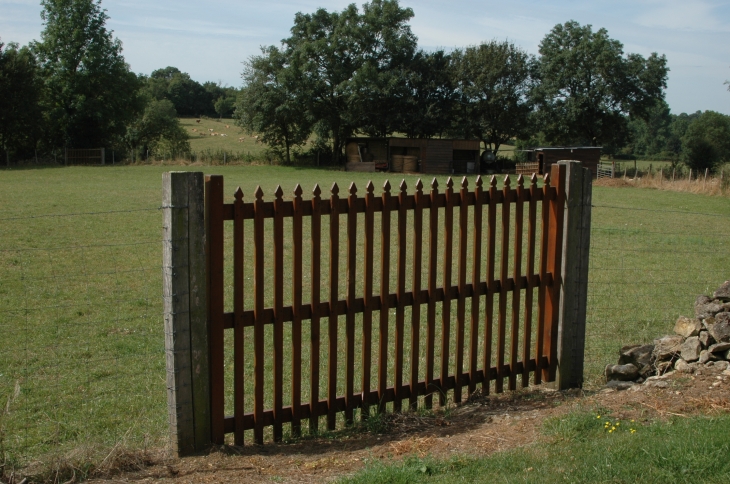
[0,164,729,476]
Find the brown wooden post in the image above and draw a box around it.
[555,161,592,389]
[163,171,210,456]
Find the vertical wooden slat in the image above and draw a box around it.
[509,176,524,391]
[345,183,358,424]
[273,186,284,442]
[310,185,322,433]
[543,164,566,382]
[535,173,551,386]
[469,176,483,395]
[440,177,454,406]
[328,183,340,430]
[233,187,244,446]
[378,181,392,414]
[454,177,468,403]
[361,181,375,420]
[496,176,511,393]
[410,179,424,410]
[394,180,408,412]
[291,184,304,437]
[253,185,265,444]
[522,174,538,388]
[425,179,439,409]
[483,176,497,394]
[205,175,225,444]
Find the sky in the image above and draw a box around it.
[2,0,729,115]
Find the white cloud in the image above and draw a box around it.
[635,0,729,31]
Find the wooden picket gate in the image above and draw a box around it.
[163,161,592,455]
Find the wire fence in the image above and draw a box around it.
[0,196,728,478]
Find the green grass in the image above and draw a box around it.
[0,164,729,473]
[339,412,730,483]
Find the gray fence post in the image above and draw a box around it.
[163,171,210,455]
[555,160,592,389]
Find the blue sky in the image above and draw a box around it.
[2,0,729,115]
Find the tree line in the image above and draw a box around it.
[1,0,728,173]
[0,0,237,164]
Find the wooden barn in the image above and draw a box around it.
[515,147,602,178]
[345,138,480,175]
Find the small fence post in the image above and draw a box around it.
[555,161,591,389]
[163,171,211,456]
[101,147,105,165]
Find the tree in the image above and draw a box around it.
[626,99,673,157]
[282,0,417,163]
[125,97,190,158]
[391,50,456,139]
[0,41,43,165]
[533,21,668,149]
[451,41,534,154]
[236,46,312,163]
[681,111,730,173]
[32,0,143,149]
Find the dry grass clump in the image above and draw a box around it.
[596,168,729,197]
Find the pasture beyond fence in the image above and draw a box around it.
[163,161,592,454]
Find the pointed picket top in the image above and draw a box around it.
[530,173,538,188]
[234,187,243,202]
[293,183,303,198]
[430,177,439,191]
[383,179,392,193]
[446,177,454,190]
[254,185,264,201]
[313,183,322,198]
[543,172,551,187]
[365,180,375,195]
[274,185,284,200]
[490,175,498,190]
[460,176,468,190]
[503,174,511,188]
[517,174,525,189]
[475,175,483,189]
[348,182,357,196]
[331,182,339,196]
[415,178,424,192]
[399,179,407,193]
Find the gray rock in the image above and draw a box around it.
[680,336,702,362]
[709,318,730,343]
[605,363,639,382]
[605,380,636,390]
[704,317,716,331]
[675,359,693,373]
[695,295,724,320]
[717,312,730,324]
[725,349,730,360]
[699,350,718,365]
[714,281,730,301]
[618,344,655,377]
[644,380,670,388]
[699,330,715,348]
[715,361,730,371]
[709,342,730,353]
[652,335,684,361]
[655,361,674,375]
[674,316,702,338]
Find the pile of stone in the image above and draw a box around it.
[605,280,730,388]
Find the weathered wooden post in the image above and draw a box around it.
[555,160,592,389]
[163,171,211,456]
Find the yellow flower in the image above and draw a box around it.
[596,415,601,419]
[616,422,620,426]
[609,429,613,433]
[630,419,635,423]
[611,427,616,431]
[630,429,636,434]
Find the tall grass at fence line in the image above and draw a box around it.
[0,165,728,475]
[629,166,730,197]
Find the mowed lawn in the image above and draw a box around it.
[0,164,728,469]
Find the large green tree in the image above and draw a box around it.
[147,67,213,117]
[32,0,143,149]
[125,97,190,158]
[681,111,730,173]
[0,41,43,164]
[451,41,534,154]
[534,20,668,149]
[282,0,417,163]
[236,46,312,163]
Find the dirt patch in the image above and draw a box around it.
[79,368,730,483]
